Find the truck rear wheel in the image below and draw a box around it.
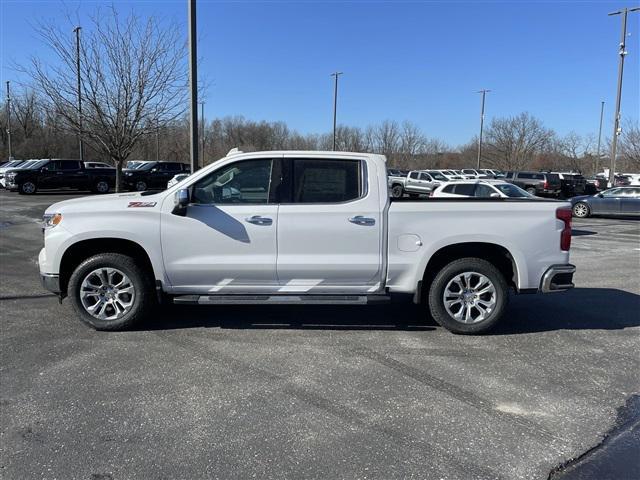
[94,180,110,194]
[68,253,155,330]
[428,257,508,334]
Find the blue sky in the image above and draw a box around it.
[1,0,639,146]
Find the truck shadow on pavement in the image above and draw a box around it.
[141,288,640,334]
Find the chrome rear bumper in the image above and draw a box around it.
[540,264,576,293]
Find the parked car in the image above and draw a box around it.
[123,161,190,191]
[570,187,640,218]
[461,169,492,179]
[432,180,534,198]
[387,168,409,198]
[167,173,190,189]
[38,149,575,335]
[504,171,562,197]
[5,159,115,194]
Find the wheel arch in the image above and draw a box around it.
[59,238,156,297]
[417,242,519,303]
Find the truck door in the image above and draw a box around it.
[276,157,382,292]
[160,157,280,292]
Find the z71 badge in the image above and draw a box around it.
[127,201,157,208]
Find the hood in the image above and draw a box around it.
[570,195,591,204]
[45,191,165,214]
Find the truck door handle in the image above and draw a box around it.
[245,215,273,225]
[349,216,375,226]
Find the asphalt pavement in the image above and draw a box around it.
[1,190,639,480]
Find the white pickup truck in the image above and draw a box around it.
[39,150,575,334]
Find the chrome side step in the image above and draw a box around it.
[173,294,391,305]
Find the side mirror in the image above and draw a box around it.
[41,166,49,172]
[151,168,158,173]
[489,192,501,198]
[172,188,189,216]
[597,193,603,198]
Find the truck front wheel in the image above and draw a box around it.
[428,257,508,334]
[68,253,155,330]
[18,181,37,195]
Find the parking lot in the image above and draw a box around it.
[1,190,638,479]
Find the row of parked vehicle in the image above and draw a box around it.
[0,159,190,195]
[386,167,640,217]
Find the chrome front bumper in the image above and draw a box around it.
[40,273,61,294]
[540,264,576,293]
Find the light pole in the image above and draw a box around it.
[188,0,199,172]
[73,26,84,161]
[595,101,605,174]
[199,101,205,165]
[155,124,160,161]
[331,71,343,151]
[5,81,11,160]
[476,89,490,169]
[607,6,639,187]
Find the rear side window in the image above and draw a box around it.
[442,185,455,193]
[546,174,560,182]
[409,171,419,179]
[292,159,362,203]
[518,172,532,179]
[533,173,544,180]
[53,161,81,170]
[452,184,476,196]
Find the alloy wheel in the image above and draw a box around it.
[442,271,496,324]
[80,268,135,320]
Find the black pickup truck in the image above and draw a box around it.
[6,159,115,195]
[503,171,562,198]
[555,172,587,198]
[123,161,190,191]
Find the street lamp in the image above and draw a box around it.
[331,71,343,151]
[476,89,490,169]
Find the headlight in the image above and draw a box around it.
[125,172,134,177]
[42,213,63,229]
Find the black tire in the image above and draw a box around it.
[135,180,148,192]
[526,187,536,195]
[68,253,155,330]
[391,184,404,198]
[94,180,110,194]
[18,181,37,195]
[572,202,590,218]
[428,257,508,334]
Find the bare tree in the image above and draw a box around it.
[483,112,555,170]
[22,7,188,190]
[619,119,640,171]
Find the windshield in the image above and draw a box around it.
[427,171,448,181]
[495,183,532,198]
[28,160,49,169]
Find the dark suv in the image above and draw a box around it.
[503,171,562,198]
[123,161,190,191]
[6,159,115,195]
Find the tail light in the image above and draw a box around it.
[543,180,549,190]
[556,207,572,251]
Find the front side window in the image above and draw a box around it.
[409,171,419,179]
[419,173,432,181]
[192,159,274,204]
[428,171,448,181]
[602,188,622,197]
[292,159,361,203]
[474,184,495,197]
